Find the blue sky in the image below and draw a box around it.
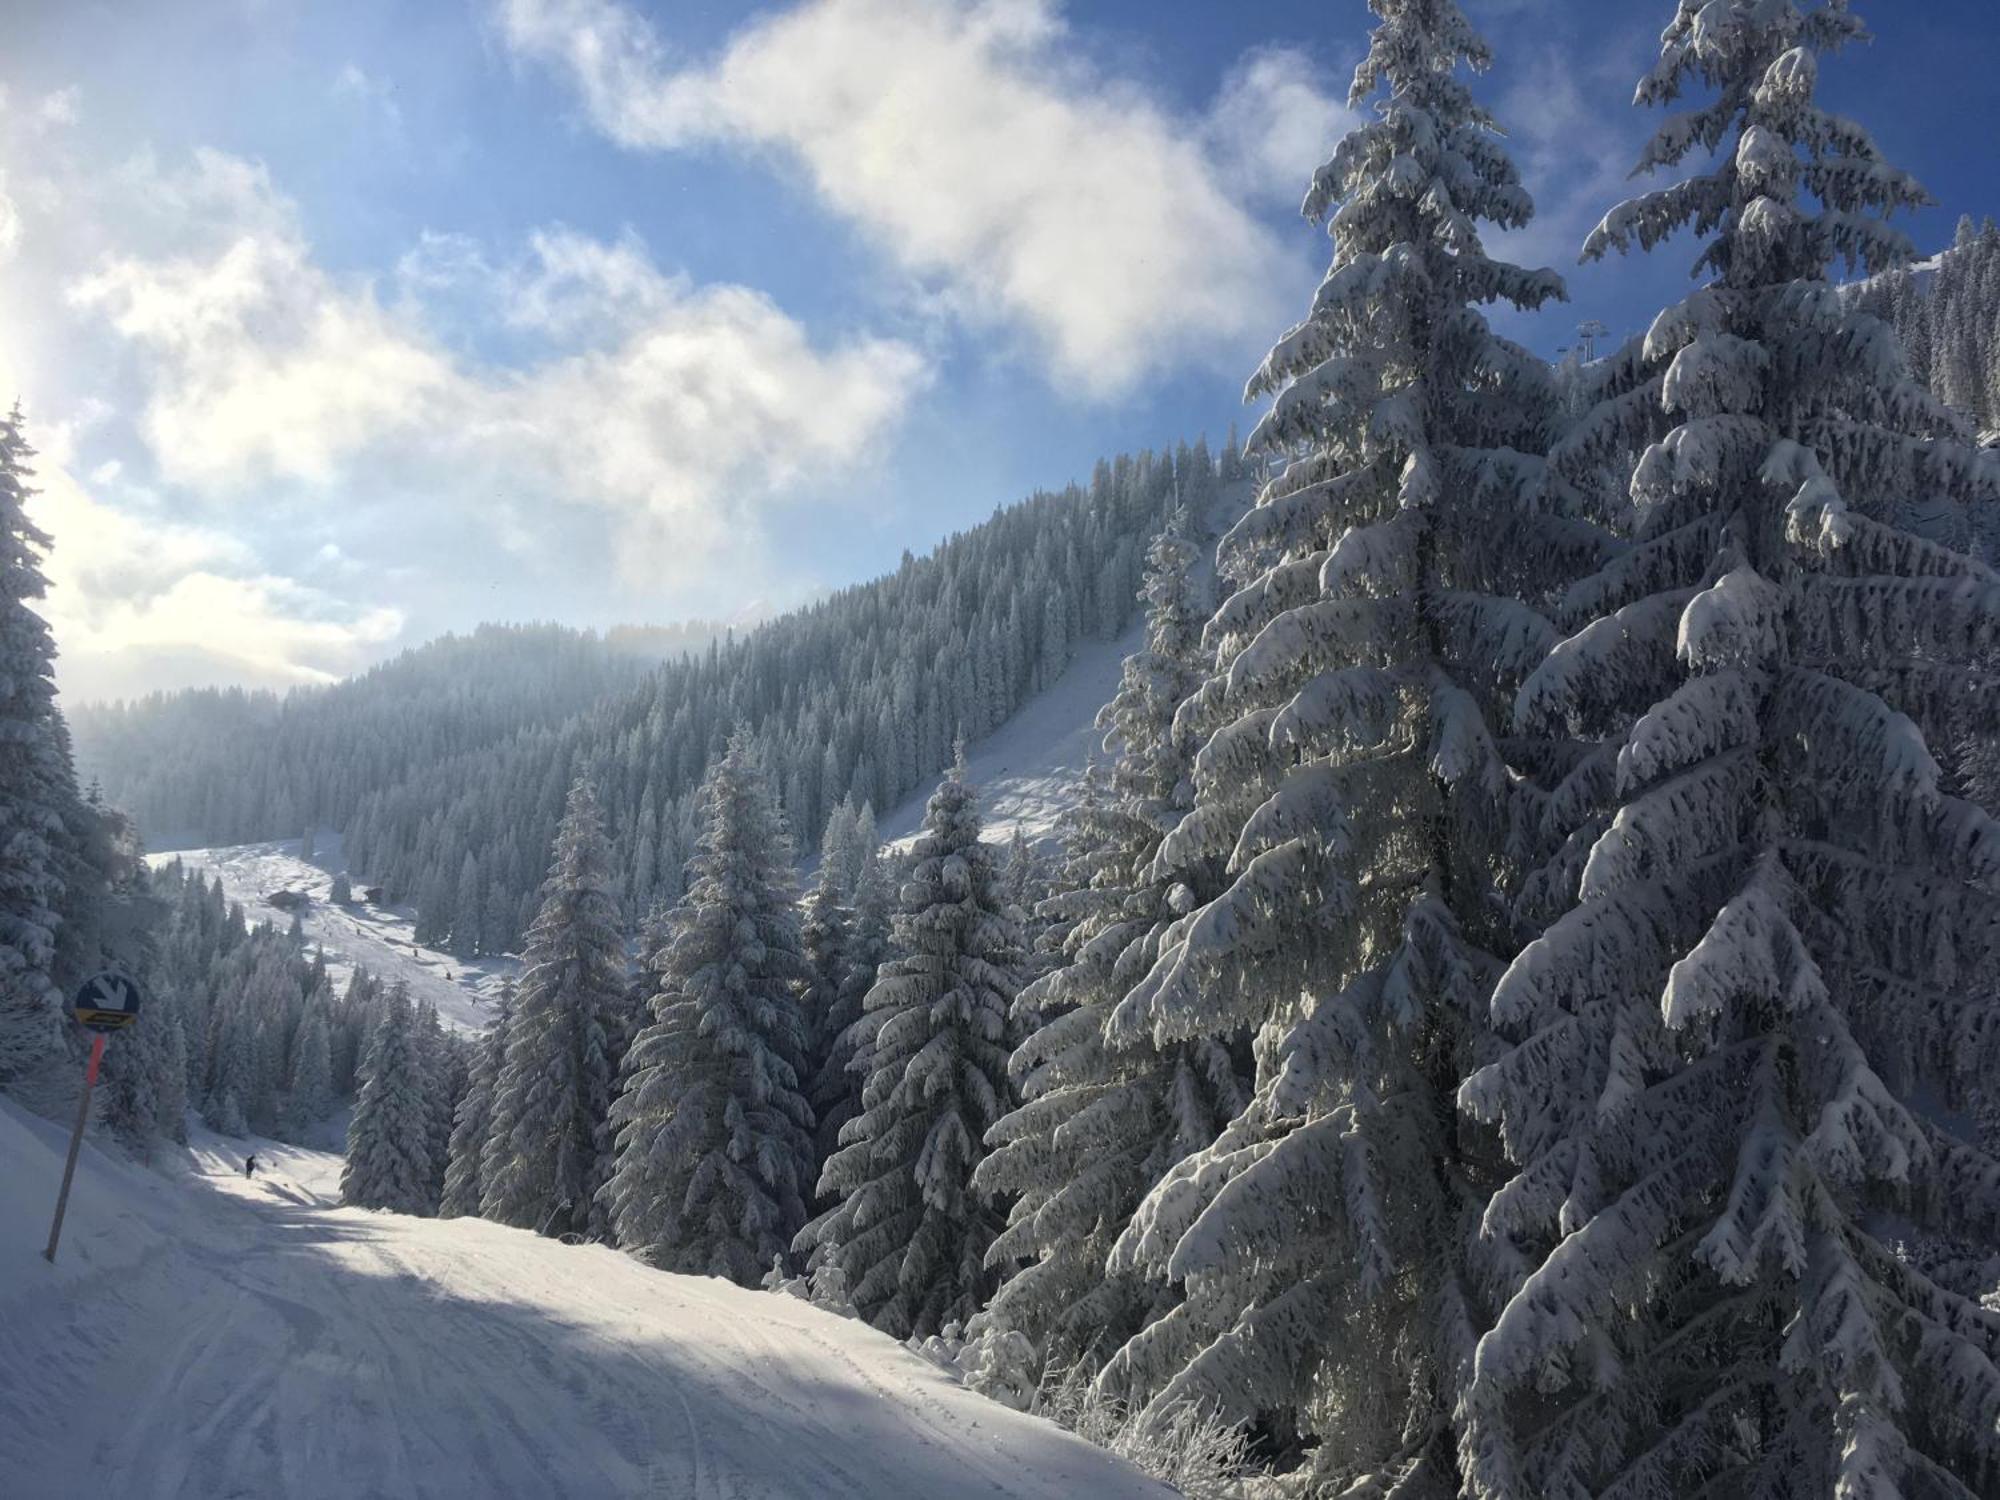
[2,0,1995,702]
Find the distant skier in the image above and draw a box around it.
[243,1154,258,1179]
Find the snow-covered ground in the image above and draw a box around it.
[878,479,1253,853]
[878,613,1146,853]
[0,1097,1167,1499]
[151,833,513,1035]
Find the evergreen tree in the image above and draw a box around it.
[0,405,69,1081]
[800,759,1021,1337]
[810,838,890,1172]
[1091,3,1576,1484]
[439,998,510,1219]
[202,992,256,1137]
[480,779,625,1238]
[799,840,851,1138]
[101,990,175,1155]
[603,733,816,1282]
[976,512,1248,1374]
[282,1002,333,1141]
[330,871,352,905]
[1459,5,2000,1496]
[341,985,435,1214]
[413,999,463,1205]
[155,992,190,1145]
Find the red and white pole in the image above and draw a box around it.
[43,1034,108,1264]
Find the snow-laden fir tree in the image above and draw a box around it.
[281,1002,333,1141]
[975,512,1250,1373]
[810,836,891,1172]
[413,999,462,1204]
[1089,3,1578,1483]
[799,758,1022,1337]
[438,996,510,1219]
[202,989,256,1136]
[1456,5,2000,1496]
[0,405,69,1082]
[101,986,185,1156]
[800,814,853,1137]
[603,732,816,1282]
[342,984,435,1214]
[480,778,626,1239]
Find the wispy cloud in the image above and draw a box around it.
[28,417,406,701]
[331,63,405,138]
[65,150,929,585]
[493,0,1353,398]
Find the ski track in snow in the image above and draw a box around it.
[0,1099,1168,1500]
[150,834,514,1036]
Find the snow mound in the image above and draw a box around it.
[0,1096,1166,1499]
[151,833,513,1035]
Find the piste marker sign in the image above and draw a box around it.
[73,970,144,1033]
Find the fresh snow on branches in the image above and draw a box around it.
[603,732,816,1282]
[800,757,1023,1338]
[479,779,627,1239]
[1460,5,2000,1496]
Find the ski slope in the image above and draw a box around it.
[152,833,513,1035]
[878,612,1146,853]
[0,1098,1167,1499]
[878,478,1253,853]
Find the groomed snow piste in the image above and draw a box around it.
[151,833,514,1035]
[0,1099,1166,1499]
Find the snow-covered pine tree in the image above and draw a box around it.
[976,511,1250,1373]
[412,999,461,1204]
[800,826,852,1139]
[439,997,509,1219]
[281,1002,333,1142]
[100,990,169,1153]
[0,405,69,1082]
[603,732,816,1282]
[810,836,890,1171]
[202,989,256,1137]
[341,984,435,1214]
[1088,3,1577,1484]
[1456,6,2000,1497]
[480,778,625,1239]
[817,796,861,901]
[799,758,1021,1338]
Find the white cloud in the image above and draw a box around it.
[35,88,80,131]
[26,436,405,702]
[1490,46,1650,275]
[1205,48,1360,208]
[494,0,1345,397]
[332,63,405,136]
[65,152,928,585]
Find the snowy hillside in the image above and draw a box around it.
[0,1097,1167,1499]
[877,611,1145,851]
[877,477,1253,852]
[151,833,513,1035]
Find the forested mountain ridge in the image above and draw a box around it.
[72,624,658,848]
[1847,213,2000,433]
[74,440,1235,954]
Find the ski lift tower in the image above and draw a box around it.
[1576,319,1609,362]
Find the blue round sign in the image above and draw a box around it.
[73,970,145,1033]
